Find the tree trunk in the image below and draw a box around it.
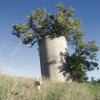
[38,36,71,82]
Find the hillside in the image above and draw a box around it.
[0,74,100,100]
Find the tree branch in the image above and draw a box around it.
[30,40,39,48]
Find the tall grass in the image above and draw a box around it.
[0,74,99,100]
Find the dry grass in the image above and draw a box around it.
[0,74,99,100]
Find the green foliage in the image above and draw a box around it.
[65,40,99,82]
[91,77,100,84]
[12,4,80,46]
[62,17,99,82]
[12,4,99,82]
[91,77,95,83]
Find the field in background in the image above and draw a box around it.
[0,74,100,100]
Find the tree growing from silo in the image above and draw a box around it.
[12,4,99,82]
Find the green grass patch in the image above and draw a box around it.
[0,74,100,100]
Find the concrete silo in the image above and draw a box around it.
[39,36,70,82]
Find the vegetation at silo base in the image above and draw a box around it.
[0,74,100,100]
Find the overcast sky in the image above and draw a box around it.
[0,0,100,80]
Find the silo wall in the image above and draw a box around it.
[39,36,68,82]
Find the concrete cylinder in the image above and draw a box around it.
[38,36,67,82]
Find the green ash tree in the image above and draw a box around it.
[12,4,99,82]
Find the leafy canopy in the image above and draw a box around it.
[65,40,99,82]
[12,4,99,82]
[12,4,81,47]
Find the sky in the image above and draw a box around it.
[0,0,100,80]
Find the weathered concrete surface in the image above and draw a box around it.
[39,36,69,82]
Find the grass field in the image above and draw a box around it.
[0,74,100,100]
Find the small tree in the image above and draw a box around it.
[12,4,99,82]
[96,79,100,83]
[91,77,95,83]
[65,40,99,82]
